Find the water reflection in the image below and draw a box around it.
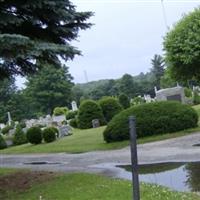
[118,162,200,192]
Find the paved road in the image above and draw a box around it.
[1,132,200,177]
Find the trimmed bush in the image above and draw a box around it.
[103,101,198,143]
[193,91,200,105]
[119,93,130,109]
[53,107,68,116]
[66,110,78,120]
[69,118,78,128]
[77,100,105,129]
[26,127,42,144]
[0,135,7,149]
[43,127,56,143]
[13,125,27,145]
[99,97,122,122]
[19,121,26,128]
[50,127,59,136]
[1,125,11,135]
[184,88,192,98]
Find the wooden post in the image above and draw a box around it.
[129,116,140,200]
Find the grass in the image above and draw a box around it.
[0,168,21,176]
[0,169,199,200]
[1,125,200,154]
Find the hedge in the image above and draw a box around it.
[43,127,57,143]
[0,134,7,149]
[13,124,27,145]
[118,93,130,109]
[26,127,42,144]
[103,101,198,143]
[99,97,122,122]
[77,100,105,129]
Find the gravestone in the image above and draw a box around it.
[92,119,100,128]
[58,125,72,137]
[53,115,66,125]
[71,101,78,111]
[156,86,185,103]
[7,112,12,126]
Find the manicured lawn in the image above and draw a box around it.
[0,126,129,154]
[1,125,200,154]
[0,168,21,176]
[0,169,199,200]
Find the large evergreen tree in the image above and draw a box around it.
[0,0,93,79]
[25,64,74,114]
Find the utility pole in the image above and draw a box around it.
[129,116,140,200]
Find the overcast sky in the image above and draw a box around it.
[17,0,200,87]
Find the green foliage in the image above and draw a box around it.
[43,127,56,143]
[151,54,165,89]
[99,97,122,122]
[0,78,16,123]
[1,125,11,135]
[103,101,198,142]
[69,118,78,128]
[19,121,26,129]
[77,100,105,129]
[160,68,176,89]
[13,125,27,145]
[0,134,7,149]
[131,96,146,106]
[25,65,74,114]
[72,71,156,103]
[119,74,138,98]
[53,107,69,116]
[193,91,200,105]
[0,1,92,79]
[26,127,42,145]
[184,88,193,98]
[66,110,78,120]
[119,94,130,109]
[164,8,200,81]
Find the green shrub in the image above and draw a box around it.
[103,101,198,143]
[0,134,7,149]
[119,93,130,109]
[99,97,122,122]
[19,121,26,128]
[66,110,78,120]
[77,100,105,129]
[1,125,11,135]
[50,127,59,136]
[131,96,146,105]
[43,127,56,143]
[193,91,200,105]
[184,87,193,98]
[69,118,78,128]
[13,125,27,145]
[53,107,68,116]
[26,127,42,144]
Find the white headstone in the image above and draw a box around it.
[7,112,12,126]
[71,101,78,111]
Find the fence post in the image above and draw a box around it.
[129,116,140,200]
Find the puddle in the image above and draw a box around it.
[117,162,200,192]
[24,161,62,165]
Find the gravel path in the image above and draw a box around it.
[1,132,200,177]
